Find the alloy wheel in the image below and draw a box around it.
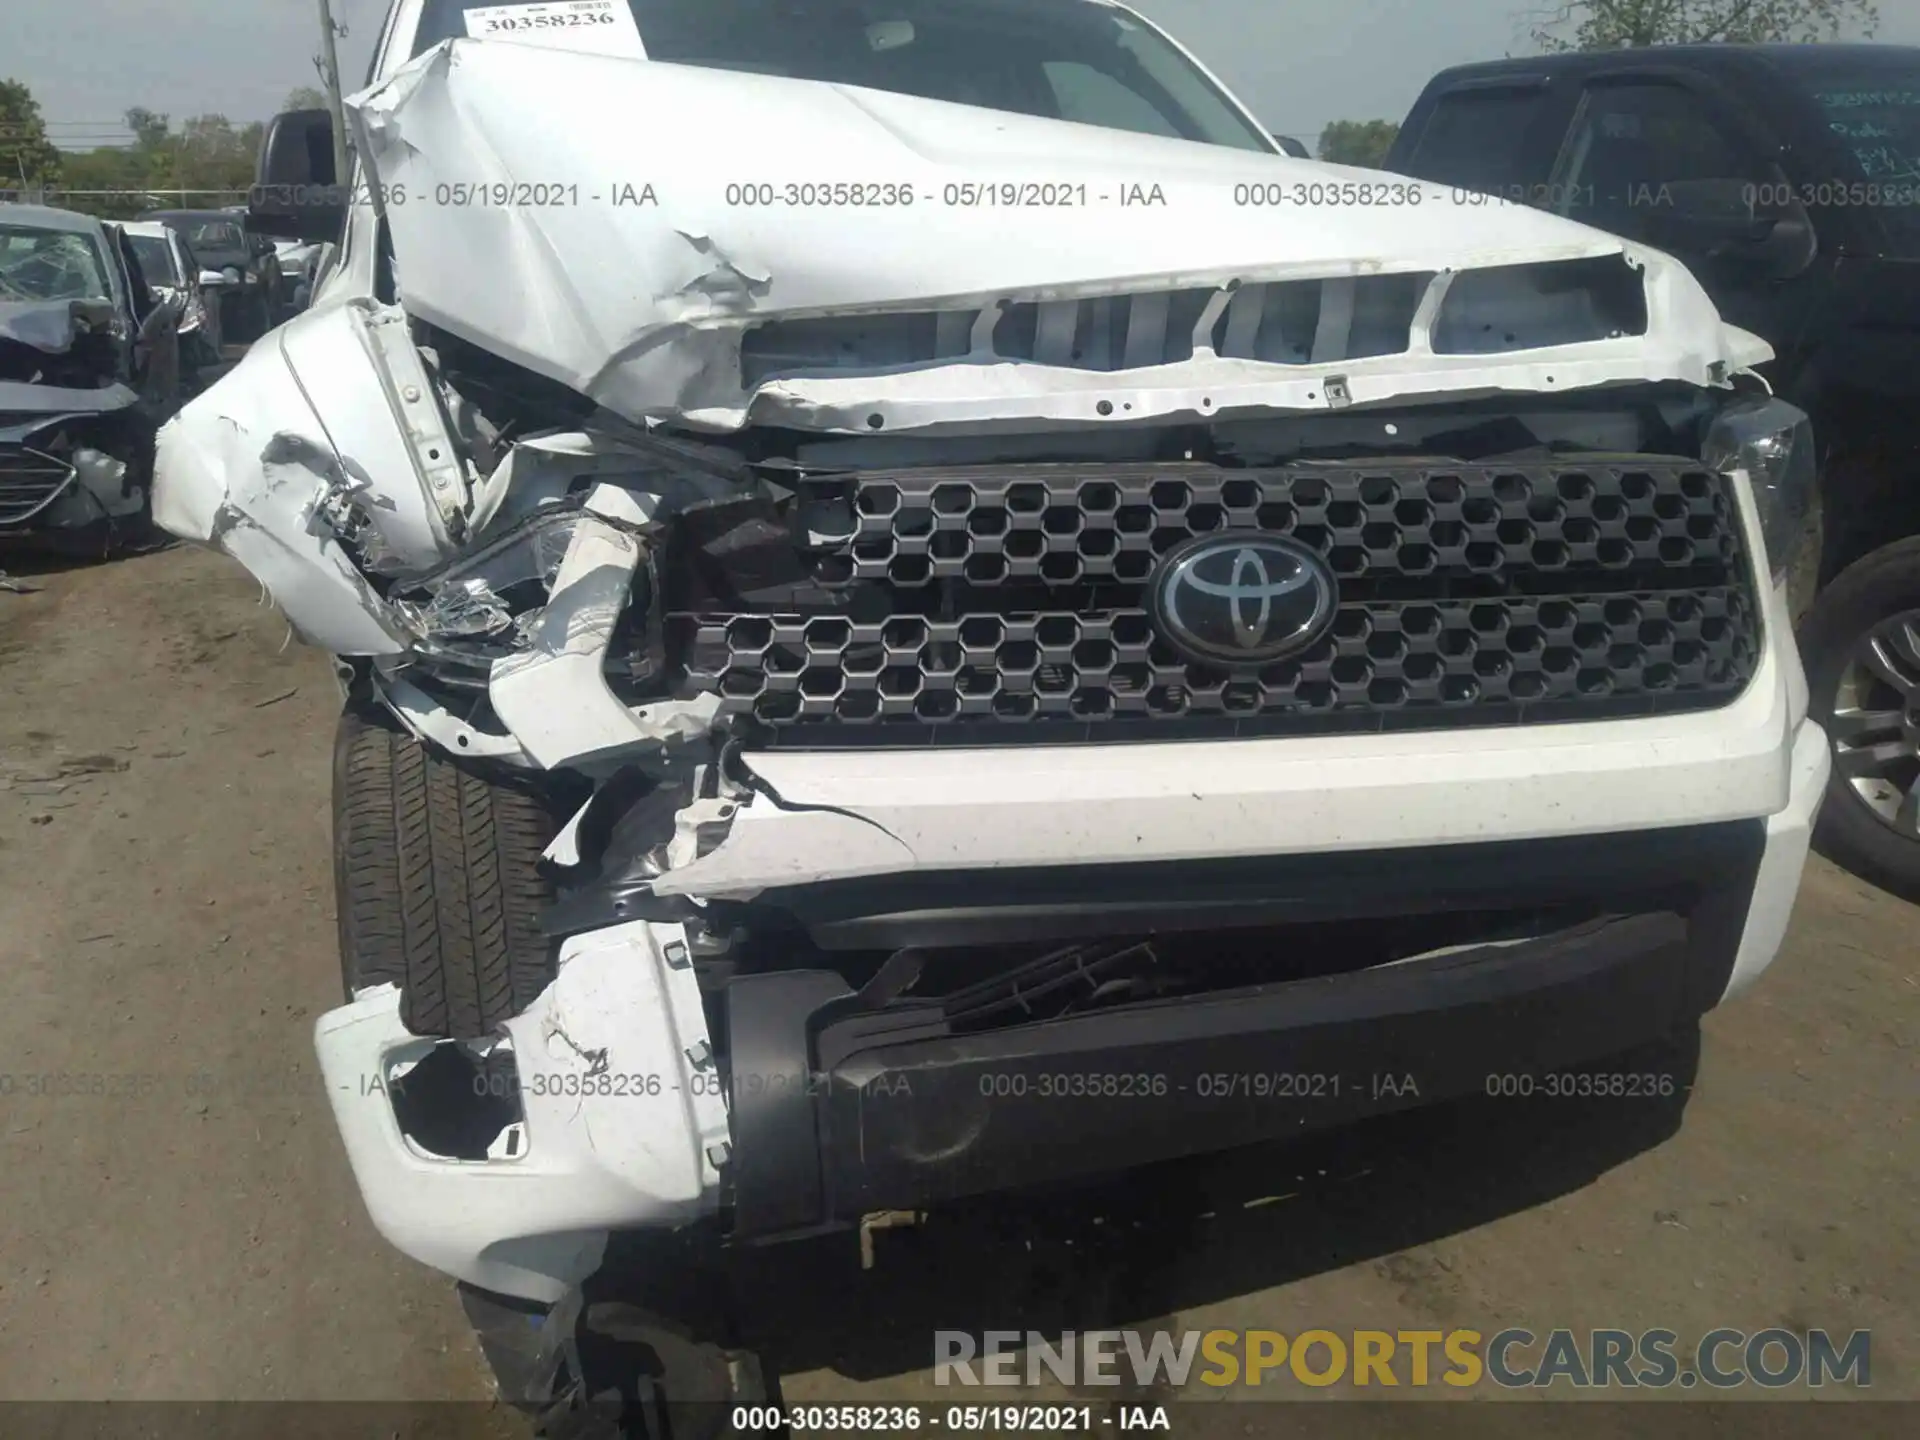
[1829,608,1920,834]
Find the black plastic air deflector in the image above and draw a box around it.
[723,970,850,1237]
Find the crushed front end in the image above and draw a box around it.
[1,298,154,547]
[154,38,1827,1306]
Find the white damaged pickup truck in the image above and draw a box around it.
[154,0,1830,1426]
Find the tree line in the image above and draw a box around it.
[1,84,326,217]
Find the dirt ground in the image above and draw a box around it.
[0,539,1914,1413]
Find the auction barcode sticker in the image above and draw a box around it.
[462,1,647,59]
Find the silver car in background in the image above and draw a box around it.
[124,220,224,387]
[273,240,325,312]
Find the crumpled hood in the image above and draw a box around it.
[353,40,1766,435]
[0,298,117,355]
[0,380,139,417]
[0,297,132,411]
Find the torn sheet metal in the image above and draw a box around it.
[154,299,470,593]
[152,297,529,653]
[313,919,728,1302]
[152,315,415,655]
[348,39,1771,437]
[155,316,753,757]
[274,299,471,568]
[488,481,723,768]
[373,669,534,762]
[465,426,742,541]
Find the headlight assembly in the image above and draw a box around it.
[1703,396,1815,583]
[394,508,587,642]
[386,503,656,688]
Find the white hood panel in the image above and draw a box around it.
[351,40,1770,434]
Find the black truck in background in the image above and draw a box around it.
[1385,43,1920,901]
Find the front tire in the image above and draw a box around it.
[333,707,563,1039]
[1800,536,1920,902]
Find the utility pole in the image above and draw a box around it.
[316,0,352,187]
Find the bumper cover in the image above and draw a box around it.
[314,710,1827,1299]
[1,394,148,536]
[314,919,729,1302]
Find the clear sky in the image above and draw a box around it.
[3,0,1916,148]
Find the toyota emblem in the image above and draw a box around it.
[1147,533,1339,667]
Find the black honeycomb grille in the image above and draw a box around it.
[668,460,1764,747]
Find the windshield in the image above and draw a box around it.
[0,225,113,303]
[1797,56,1920,244]
[414,0,1270,152]
[128,234,184,286]
[179,219,245,252]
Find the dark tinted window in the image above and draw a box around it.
[116,231,156,318]
[1792,54,1920,243]
[1043,60,1181,139]
[1405,86,1548,192]
[412,0,1271,152]
[127,234,182,284]
[1554,81,1775,242]
[182,220,245,251]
